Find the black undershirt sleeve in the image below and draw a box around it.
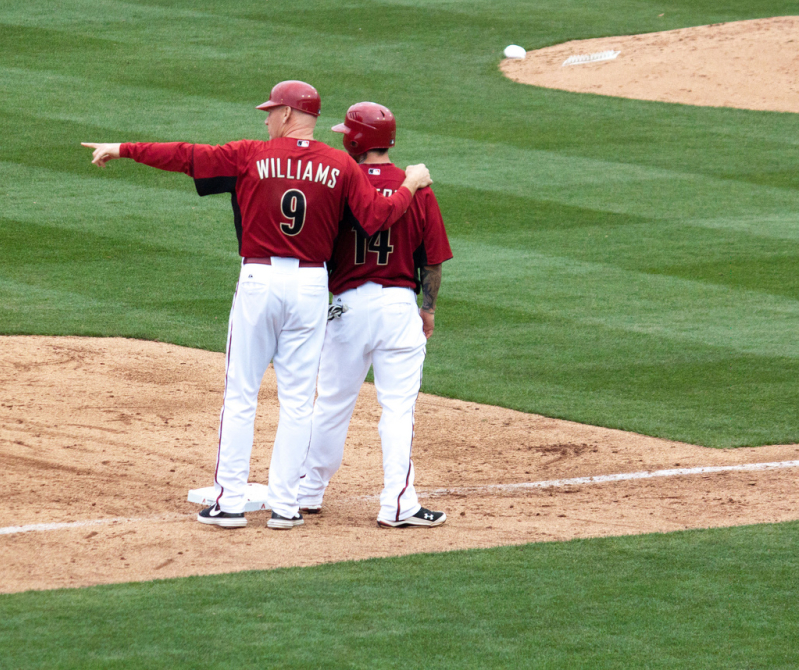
[193,176,242,254]
[341,200,370,239]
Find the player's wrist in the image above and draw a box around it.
[400,179,418,196]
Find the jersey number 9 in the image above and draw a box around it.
[280,189,307,236]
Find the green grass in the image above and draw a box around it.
[2,0,798,445]
[2,522,798,669]
[3,2,798,666]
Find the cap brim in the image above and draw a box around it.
[331,123,348,134]
[256,100,280,111]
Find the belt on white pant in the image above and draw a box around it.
[337,282,415,301]
[244,256,325,268]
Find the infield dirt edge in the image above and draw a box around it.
[2,335,798,593]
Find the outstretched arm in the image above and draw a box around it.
[419,263,442,339]
[82,141,242,177]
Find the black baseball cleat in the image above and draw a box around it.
[197,504,247,528]
[267,511,305,529]
[377,507,447,528]
[299,505,322,515]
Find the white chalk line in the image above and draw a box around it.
[418,460,799,498]
[0,513,182,537]
[3,460,798,536]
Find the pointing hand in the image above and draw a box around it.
[81,142,122,168]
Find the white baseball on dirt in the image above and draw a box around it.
[504,44,526,59]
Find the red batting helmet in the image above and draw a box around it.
[332,102,396,157]
[256,80,321,117]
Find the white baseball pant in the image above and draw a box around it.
[213,258,328,517]
[298,282,427,523]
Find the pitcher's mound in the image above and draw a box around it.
[501,17,799,113]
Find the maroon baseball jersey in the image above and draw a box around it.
[328,162,452,295]
[120,139,413,262]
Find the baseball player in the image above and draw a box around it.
[297,102,452,528]
[82,81,432,530]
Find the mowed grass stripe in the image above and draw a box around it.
[438,186,799,281]
[0,216,237,349]
[0,275,230,348]
[0,66,260,141]
[683,213,799,241]
[524,220,799,271]
[0,2,297,48]
[0,6,477,99]
[1,163,240,256]
[1,522,797,669]
[420,139,799,221]
[447,240,799,358]
[427,303,799,445]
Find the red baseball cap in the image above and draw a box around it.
[257,80,321,117]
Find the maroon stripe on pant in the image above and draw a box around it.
[394,348,426,521]
[214,284,239,507]
[395,464,412,522]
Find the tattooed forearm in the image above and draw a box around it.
[420,263,442,313]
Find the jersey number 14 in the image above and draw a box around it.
[354,227,394,265]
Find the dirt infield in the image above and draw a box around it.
[501,17,799,113]
[2,336,798,593]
